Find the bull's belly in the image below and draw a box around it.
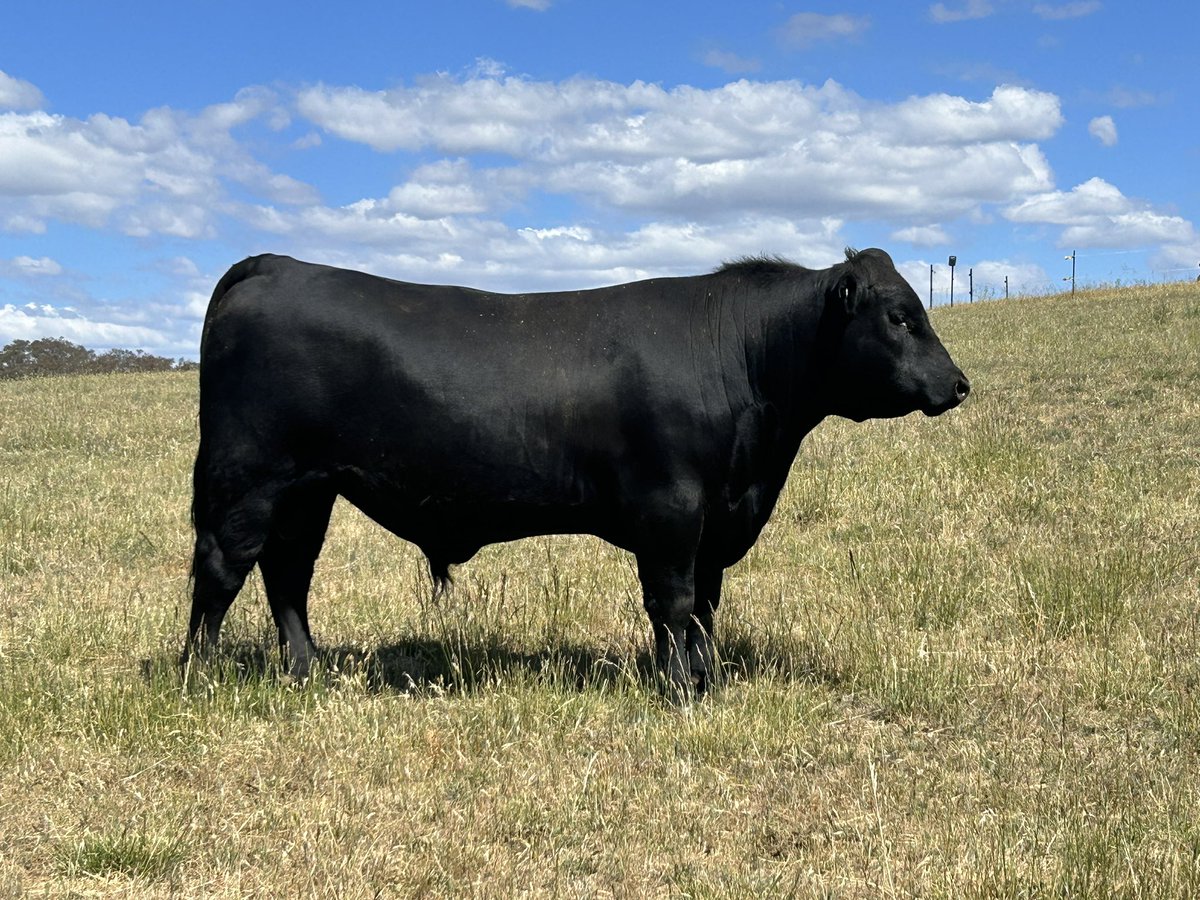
[333,466,623,564]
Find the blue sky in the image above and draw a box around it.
[1,0,1196,356]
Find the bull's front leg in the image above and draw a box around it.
[687,561,725,696]
[636,551,697,703]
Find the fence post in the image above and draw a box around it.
[929,264,934,309]
[1005,275,1009,300]
[969,268,973,303]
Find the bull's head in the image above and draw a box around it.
[824,247,970,422]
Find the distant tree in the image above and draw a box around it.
[0,337,95,378]
[92,347,177,374]
[0,337,196,379]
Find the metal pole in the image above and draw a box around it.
[929,264,934,309]
[1072,251,1076,295]
[1005,275,1009,300]
[950,266,955,307]
[969,268,973,303]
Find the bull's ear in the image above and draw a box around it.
[832,271,859,316]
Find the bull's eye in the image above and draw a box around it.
[889,311,912,332]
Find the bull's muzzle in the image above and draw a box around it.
[924,370,970,416]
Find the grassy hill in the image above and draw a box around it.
[1,282,1198,897]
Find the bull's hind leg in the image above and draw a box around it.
[257,484,336,680]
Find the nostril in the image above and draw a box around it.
[955,377,971,401]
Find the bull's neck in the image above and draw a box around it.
[734,274,833,443]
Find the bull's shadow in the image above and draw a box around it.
[322,635,647,694]
[161,627,844,696]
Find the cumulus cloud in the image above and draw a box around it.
[881,84,1062,144]
[1006,177,1197,248]
[0,301,175,352]
[897,258,1050,301]
[5,64,1191,357]
[0,89,316,237]
[0,70,44,110]
[1152,242,1200,274]
[246,208,850,293]
[1088,115,1118,147]
[892,225,949,247]
[1006,177,1125,223]
[295,76,1061,225]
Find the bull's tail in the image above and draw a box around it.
[428,557,453,596]
[187,444,206,578]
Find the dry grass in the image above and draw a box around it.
[1,282,1199,897]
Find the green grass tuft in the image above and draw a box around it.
[59,826,186,881]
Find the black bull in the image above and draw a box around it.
[185,248,969,695]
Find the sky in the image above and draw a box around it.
[1,0,1197,357]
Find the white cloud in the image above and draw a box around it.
[1062,214,1195,249]
[882,85,1062,144]
[5,64,1191,357]
[1151,242,1200,274]
[701,49,762,74]
[0,70,44,111]
[383,159,507,218]
[777,13,871,49]
[0,91,316,236]
[1006,177,1125,223]
[0,302,174,352]
[1088,115,1118,147]
[930,1,994,24]
[898,258,1050,300]
[122,203,215,239]
[1006,177,1197,248]
[244,208,849,294]
[2,255,63,277]
[892,225,949,247]
[1033,1,1101,20]
[1106,86,1162,109]
[295,77,1060,225]
[298,76,1062,160]
[159,256,202,278]
[968,260,1051,296]
[507,0,552,9]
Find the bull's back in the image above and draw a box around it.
[199,256,709,503]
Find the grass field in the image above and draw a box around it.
[1,281,1199,897]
